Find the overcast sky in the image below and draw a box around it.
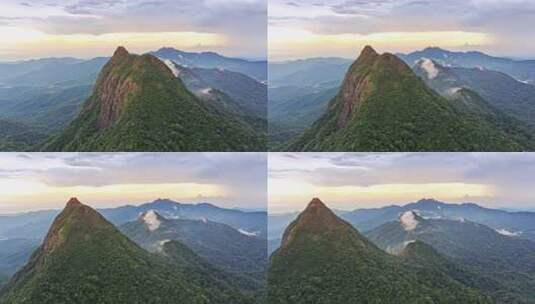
[269,153,535,213]
[0,0,266,60]
[269,0,535,60]
[0,153,267,213]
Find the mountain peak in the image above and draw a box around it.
[280,198,351,249]
[359,45,378,60]
[416,198,440,204]
[43,198,111,253]
[148,198,180,209]
[422,46,448,53]
[414,198,445,208]
[89,48,176,130]
[113,46,130,58]
[376,52,412,73]
[153,198,173,203]
[336,46,410,128]
[307,197,327,209]
[66,197,82,207]
[300,197,337,222]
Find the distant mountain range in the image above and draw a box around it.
[269,199,535,248]
[398,47,535,85]
[0,198,267,240]
[121,210,267,298]
[0,57,108,88]
[268,58,351,146]
[413,58,535,128]
[0,198,254,304]
[344,198,535,241]
[269,58,351,89]
[367,211,535,302]
[151,47,267,82]
[164,60,267,138]
[0,238,37,279]
[0,47,267,151]
[268,198,491,303]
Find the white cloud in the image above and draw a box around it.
[0,0,267,58]
[0,153,267,212]
[400,211,419,231]
[269,153,535,211]
[238,228,258,236]
[269,0,535,58]
[495,228,520,237]
[418,58,439,79]
[142,210,162,231]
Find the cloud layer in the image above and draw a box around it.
[269,153,535,212]
[0,0,266,59]
[0,153,267,212]
[269,0,535,59]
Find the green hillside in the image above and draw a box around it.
[41,47,264,152]
[120,211,267,294]
[367,212,535,303]
[0,198,249,304]
[287,46,532,151]
[267,198,489,304]
[0,119,46,151]
[161,240,262,303]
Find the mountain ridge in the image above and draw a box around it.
[0,198,250,303]
[367,212,535,303]
[152,47,266,81]
[121,210,267,297]
[268,198,489,303]
[41,46,264,151]
[398,47,535,84]
[287,45,529,151]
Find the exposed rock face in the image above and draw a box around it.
[42,197,110,254]
[280,197,353,249]
[339,74,371,128]
[94,47,174,130]
[337,46,412,128]
[96,74,136,129]
[337,46,377,128]
[290,197,342,230]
